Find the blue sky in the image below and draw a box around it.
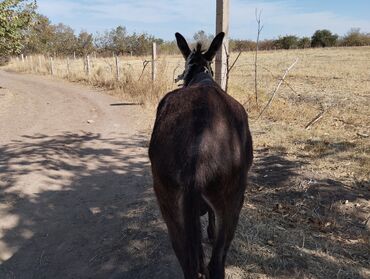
[37,0,370,40]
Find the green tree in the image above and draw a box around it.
[274,35,299,49]
[298,37,311,49]
[23,13,54,54]
[94,30,114,55]
[52,23,77,56]
[76,31,94,56]
[0,0,36,56]
[112,25,127,55]
[311,29,338,47]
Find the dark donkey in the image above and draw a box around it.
[149,32,253,279]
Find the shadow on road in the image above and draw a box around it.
[0,132,181,279]
[1,135,368,279]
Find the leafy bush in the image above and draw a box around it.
[0,0,36,56]
[274,35,299,49]
[311,30,338,47]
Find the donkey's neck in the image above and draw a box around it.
[184,65,215,87]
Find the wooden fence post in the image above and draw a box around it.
[115,55,120,81]
[38,56,42,72]
[73,52,76,60]
[21,54,24,63]
[30,56,34,72]
[152,42,157,81]
[215,0,229,90]
[67,57,70,79]
[50,57,54,75]
[86,55,90,77]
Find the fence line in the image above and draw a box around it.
[14,44,164,82]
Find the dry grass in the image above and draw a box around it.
[4,47,370,278]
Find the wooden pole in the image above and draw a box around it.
[67,57,70,79]
[21,54,24,63]
[73,52,76,60]
[50,57,54,75]
[215,0,229,91]
[38,56,42,72]
[86,55,90,77]
[30,56,34,72]
[115,55,120,81]
[152,42,157,81]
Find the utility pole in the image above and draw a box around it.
[215,0,229,91]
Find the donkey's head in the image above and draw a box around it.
[175,32,225,86]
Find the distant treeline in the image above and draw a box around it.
[22,14,370,57]
[230,28,370,52]
[2,1,370,59]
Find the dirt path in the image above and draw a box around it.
[0,71,181,278]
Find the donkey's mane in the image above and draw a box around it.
[193,42,205,54]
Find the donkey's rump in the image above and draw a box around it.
[150,85,247,189]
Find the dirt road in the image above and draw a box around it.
[0,71,181,278]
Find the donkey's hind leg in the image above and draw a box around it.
[207,193,244,279]
[154,183,207,279]
[207,208,216,243]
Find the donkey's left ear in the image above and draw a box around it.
[175,32,191,59]
[204,32,225,61]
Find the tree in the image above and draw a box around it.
[125,32,156,56]
[52,23,77,56]
[341,28,370,46]
[311,29,338,47]
[230,39,256,52]
[193,30,214,47]
[112,26,127,55]
[298,37,311,49]
[274,35,299,49]
[24,14,55,54]
[0,0,36,56]
[76,31,94,56]
[94,30,114,55]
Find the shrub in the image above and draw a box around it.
[311,30,338,47]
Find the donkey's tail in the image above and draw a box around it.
[183,185,205,278]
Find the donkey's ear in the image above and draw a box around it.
[175,32,191,59]
[204,32,225,61]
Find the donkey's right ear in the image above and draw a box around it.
[175,32,191,59]
[204,32,225,61]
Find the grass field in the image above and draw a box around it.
[5,46,370,278]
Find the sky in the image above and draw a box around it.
[36,0,370,40]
